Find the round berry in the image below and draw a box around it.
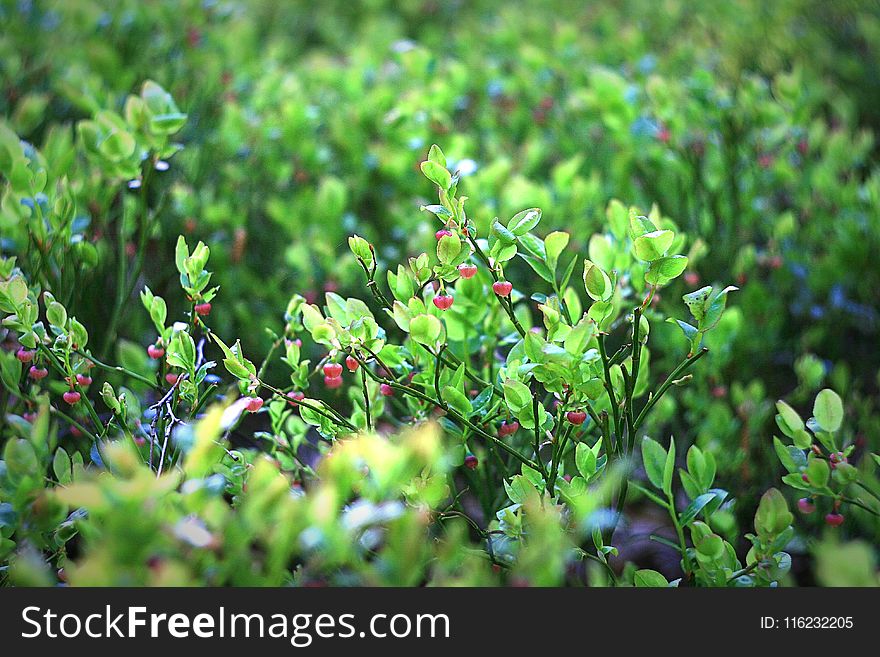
[684,271,700,287]
[498,420,519,437]
[824,512,845,527]
[432,294,454,310]
[194,302,212,316]
[492,280,513,297]
[63,390,81,405]
[76,374,92,387]
[566,410,587,425]
[435,228,453,240]
[797,498,815,514]
[165,373,179,385]
[345,355,359,372]
[379,383,394,397]
[324,375,343,389]
[458,263,478,279]
[323,362,343,378]
[16,348,35,363]
[464,454,478,470]
[287,390,305,403]
[245,397,263,412]
[29,366,48,380]
[147,344,165,359]
[69,426,82,438]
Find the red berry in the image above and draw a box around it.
[824,512,844,527]
[801,473,810,482]
[464,454,478,470]
[165,373,179,385]
[657,127,671,144]
[76,374,92,387]
[797,498,815,514]
[194,302,212,316]
[287,390,305,403]
[797,139,808,156]
[432,294,454,310]
[711,385,727,399]
[323,362,343,378]
[245,397,263,412]
[458,263,478,279]
[69,426,82,438]
[684,271,700,286]
[29,366,48,380]
[16,348,35,363]
[758,154,773,169]
[379,383,394,397]
[498,420,519,437]
[567,410,587,425]
[63,390,81,405]
[493,280,513,297]
[435,229,453,240]
[147,344,165,359]
[324,375,343,389]
[345,355,359,372]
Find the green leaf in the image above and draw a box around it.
[427,144,446,168]
[679,492,717,526]
[52,448,72,485]
[507,208,542,236]
[755,488,793,536]
[442,386,472,416]
[420,160,452,190]
[645,255,688,286]
[575,442,597,478]
[633,229,674,261]
[437,233,461,265]
[46,301,67,329]
[806,457,830,488]
[641,436,667,490]
[663,436,676,496]
[775,400,804,437]
[409,314,442,345]
[503,379,532,412]
[634,569,669,587]
[544,231,569,273]
[813,389,843,433]
[583,259,612,301]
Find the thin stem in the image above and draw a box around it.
[633,348,708,432]
[75,349,159,389]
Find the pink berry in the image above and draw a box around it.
[492,281,513,297]
[797,498,815,514]
[464,454,478,470]
[433,294,454,310]
[287,390,305,403]
[29,366,48,380]
[498,420,519,437]
[63,390,81,405]
[567,410,587,425]
[684,271,700,286]
[69,425,82,438]
[324,375,343,389]
[245,397,263,412]
[458,263,477,279]
[165,373,179,385]
[323,362,343,378]
[345,356,359,372]
[194,302,212,316]
[380,383,394,397]
[16,348,35,363]
[147,344,165,359]
[711,385,727,399]
[435,229,453,240]
[76,374,92,387]
[824,512,844,527]
[657,127,671,144]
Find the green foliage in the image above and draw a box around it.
[1,0,878,588]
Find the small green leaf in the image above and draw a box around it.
[813,389,843,433]
[420,160,452,190]
[645,255,688,286]
[641,437,667,490]
[409,314,442,345]
[633,229,674,261]
[634,569,669,587]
